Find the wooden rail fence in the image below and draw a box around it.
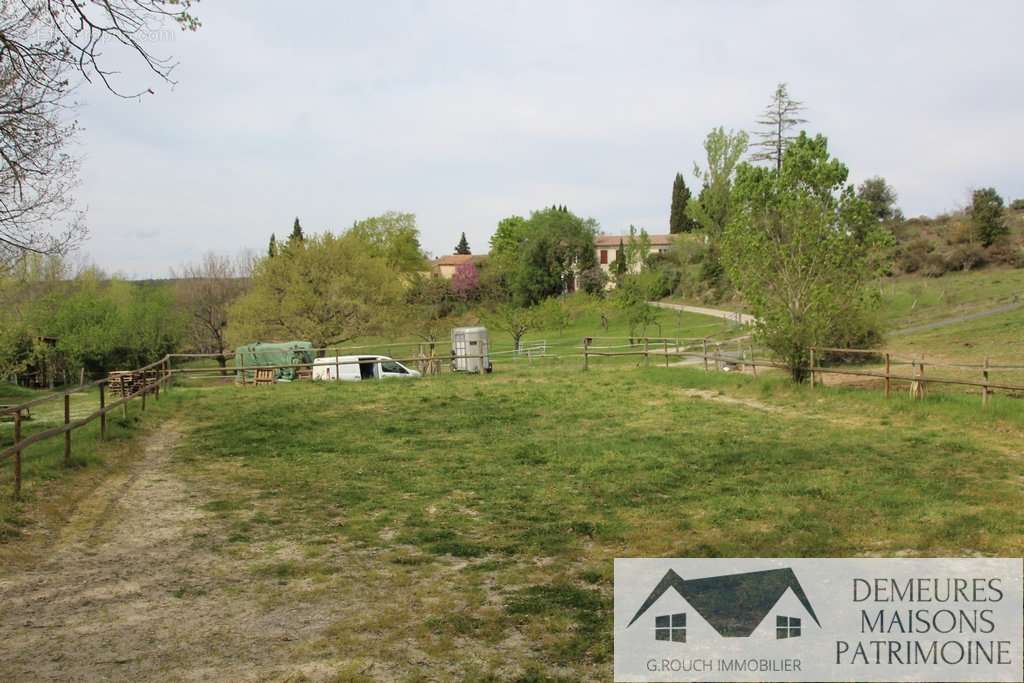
[1,356,173,499]
[5,340,1020,500]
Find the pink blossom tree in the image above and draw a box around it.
[451,262,480,300]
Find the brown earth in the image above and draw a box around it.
[0,425,375,683]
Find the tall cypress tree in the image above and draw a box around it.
[455,232,471,255]
[289,217,304,242]
[614,238,628,278]
[268,233,277,257]
[670,173,694,233]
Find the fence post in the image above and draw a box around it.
[141,383,147,412]
[982,357,990,407]
[664,339,669,368]
[583,337,590,370]
[99,382,107,440]
[750,344,757,377]
[64,392,71,466]
[13,411,22,500]
[643,337,649,367]
[702,339,708,372]
[334,349,340,382]
[884,353,891,398]
[155,369,160,401]
[809,348,816,388]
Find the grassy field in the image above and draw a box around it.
[877,267,1024,329]
[129,361,1024,680]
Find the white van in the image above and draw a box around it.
[312,355,421,381]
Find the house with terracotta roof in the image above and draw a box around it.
[594,233,674,275]
[431,254,487,279]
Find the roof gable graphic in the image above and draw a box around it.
[626,568,821,637]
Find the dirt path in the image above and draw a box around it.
[648,300,758,325]
[890,300,1023,336]
[0,424,337,682]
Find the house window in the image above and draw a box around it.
[655,613,686,642]
[776,616,801,639]
[600,249,608,264]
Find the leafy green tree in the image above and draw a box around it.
[482,303,537,352]
[687,127,749,239]
[455,232,471,255]
[489,215,527,265]
[623,225,652,273]
[857,177,901,223]
[289,217,304,243]
[750,82,807,171]
[228,232,404,349]
[50,276,183,374]
[504,207,598,306]
[970,188,1008,247]
[669,173,695,233]
[614,277,657,343]
[348,211,428,273]
[722,133,879,382]
[268,233,277,258]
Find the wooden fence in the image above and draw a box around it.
[579,336,1024,404]
[4,340,1020,500]
[1,356,173,499]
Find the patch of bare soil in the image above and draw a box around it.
[675,388,786,414]
[0,424,370,682]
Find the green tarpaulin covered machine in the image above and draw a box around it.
[234,341,314,381]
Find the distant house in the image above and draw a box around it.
[431,254,486,280]
[627,568,821,643]
[594,233,673,276]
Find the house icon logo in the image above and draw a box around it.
[626,567,821,643]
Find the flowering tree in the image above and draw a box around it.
[451,262,480,300]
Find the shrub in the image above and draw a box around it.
[946,219,975,245]
[1010,198,1024,211]
[577,266,609,295]
[921,253,948,277]
[897,238,933,274]
[945,244,987,272]
[986,241,1024,268]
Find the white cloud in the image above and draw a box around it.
[71,0,1024,276]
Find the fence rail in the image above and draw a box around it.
[1,356,173,499]
[6,339,1020,500]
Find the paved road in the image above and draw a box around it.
[890,301,1023,336]
[648,300,757,325]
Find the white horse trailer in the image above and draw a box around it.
[451,327,492,373]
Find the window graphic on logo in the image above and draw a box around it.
[627,568,820,642]
[776,615,801,639]
[655,613,686,642]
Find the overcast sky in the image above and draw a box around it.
[73,1,1024,278]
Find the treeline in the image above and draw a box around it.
[0,258,183,383]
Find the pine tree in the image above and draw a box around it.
[268,233,277,258]
[455,232,471,255]
[289,217,304,242]
[669,173,694,233]
[751,83,807,171]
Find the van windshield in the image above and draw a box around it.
[379,360,407,374]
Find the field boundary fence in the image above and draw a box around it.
[5,337,1021,499]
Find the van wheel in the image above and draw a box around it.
[485,367,493,374]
